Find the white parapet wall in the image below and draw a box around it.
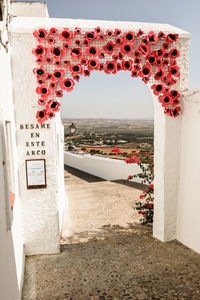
[177,89,200,254]
[64,151,145,182]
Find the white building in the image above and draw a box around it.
[0,1,200,299]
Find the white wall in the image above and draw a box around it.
[177,89,200,253]
[10,1,49,18]
[0,30,24,300]
[64,151,147,183]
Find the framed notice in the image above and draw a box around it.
[26,159,47,189]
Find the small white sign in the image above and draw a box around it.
[26,159,46,189]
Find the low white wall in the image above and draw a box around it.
[64,151,144,182]
[177,89,200,254]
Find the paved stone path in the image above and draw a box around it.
[22,167,200,299]
[61,166,143,243]
[22,225,200,299]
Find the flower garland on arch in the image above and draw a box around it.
[32,26,181,123]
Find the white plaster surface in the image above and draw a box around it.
[64,152,145,182]
[10,1,49,18]
[177,89,200,253]
[0,41,24,300]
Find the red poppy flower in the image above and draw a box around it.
[120,42,134,57]
[32,45,46,56]
[166,33,178,43]
[46,73,52,80]
[151,84,164,95]
[84,70,90,77]
[158,92,173,107]
[49,82,57,90]
[51,46,65,58]
[75,39,81,46]
[142,36,148,44]
[137,29,144,37]
[131,70,139,77]
[38,98,46,106]
[138,43,150,56]
[47,111,55,119]
[85,31,96,41]
[49,27,58,35]
[69,64,83,75]
[115,63,121,71]
[146,54,156,65]
[117,53,123,60]
[97,34,105,41]
[163,42,170,50]
[164,53,169,58]
[74,27,81,35]
[169,48,180,59]
[52,69,65,82]
[63,42,71,51]
[33,28,47,43]
[125,157,134,164]
[170,106,181,117]
[162,74,176,86]
[134,50,141,57]
[73,75,80,82]
[85,46,101,58]
[33,65,46,78]
[162,59,169,66]
[35,56,43,65]
[36,110,47,123]
[36,84,52,99]
[47,37,56,44]
[106,30,113,37]
[114,29,122,36]
[122,59,133,71]
[55,90,63,98]
[170,90,180,99]
[128,175,133,179]
[104,60,118,74]
[99,52,105,59]
[122,31,136,44]
[99,63,105,71]
[134,57,141,64]
[88,59,99,70]
[37,78,45,85]
[59,28,74,42]
[168,65,180,77]
[115,37,122,45]
[94,26,102,34]
[83,39,90,46]
[148,31,158,45]
[154,48,165,58]
[142,77,149,84]
[102,41,116,55]
[81,58,88,66]
[158,31,165,39]
[70,48,82,60]
[63,60,70,67]
[112,54,118,60]
[173,98,180,105]
[154,66,165,81]
[139,63,152,78]
[46,99,60,112]
[60,78,75,92]
[54,60,62,67]
[45,56,53,64]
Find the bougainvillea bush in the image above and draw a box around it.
[112,148,154,226]
[32,26,181,123]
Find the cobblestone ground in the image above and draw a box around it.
[22,225,200,300]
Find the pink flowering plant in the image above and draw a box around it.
[112,148,154,225]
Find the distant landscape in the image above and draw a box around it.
[62,118,154,160]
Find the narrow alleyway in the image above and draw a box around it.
[22,167,200,299]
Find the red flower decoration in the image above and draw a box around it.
[122,31,136,44]
[51,46,65,58]
[159,92,173,107]
[85,46,101,58]
[59,28,74,42]
[32,45,46,57]
[104,60,117,74]
[69,64,83,75]
[55,90,63,97]
[46,99,60,112]
[158,31,165,39]
[114,29,121,36]
[154,66,165,81]
[169,48,180,59]
[168,65,180,77]
[47,37,56,44]
[52,69,65,82]
[70,48,82,60]
[166,33,178,43]
[94,26,102,34]
[60,78,75,92]
[147,31,158,45]
[36,84,52,99]
[49,27,58,35]
[122,59,133,71]
[33,28,47,43]
[102,41,116,55]
[36,110,47,123]
[88,59,99,70]
[151,84,164,95]
[85,31,96,41]
[120,42,134,57]
[137,29,144,37]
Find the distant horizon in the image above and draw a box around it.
[61,117,154,121]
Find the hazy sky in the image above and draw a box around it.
[19,0,200,119]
